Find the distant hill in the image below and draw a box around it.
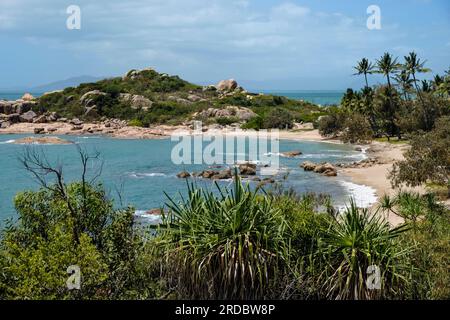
[35,68,325,127]
[30,75,106,92]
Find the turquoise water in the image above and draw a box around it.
[263,90,343,105]
[0,134,371,224]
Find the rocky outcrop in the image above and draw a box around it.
[20,110,37,122]
[239,163,257,176]
[69,118,84,126]
[282,150,302,157]
[198,106,257,122]
[212,168,232,180]
[300,161,337,177]
[167,95,192,105]
[202,85,217,92]
[21,93,35,101]
[6,113,21,124]
[0,100,36,115]
[119,93,153,111]
[146,208,163,216]
[216,79,238,92]
[13,136,72,145]
[177,171,191,178]
[34,127,45,134]
[80,90,107,107]
[123,68,155,80]
[336,157,386,169]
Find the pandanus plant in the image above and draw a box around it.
[315,199,410,300]
[158,173,290,299]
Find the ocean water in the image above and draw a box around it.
[0,92,43,100]
[0,134,376,224]
[0,91,343,106]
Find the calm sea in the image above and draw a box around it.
[0,134,376,224]
[0,91,343,105]
[0,92,43,100]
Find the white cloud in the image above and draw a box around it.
[1,0,442,89]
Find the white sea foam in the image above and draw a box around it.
[128,172,167,178]
[337,180,378,210]
[0,139,15,144]
[134,210,162,225]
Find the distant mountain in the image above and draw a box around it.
[29,75,106,93]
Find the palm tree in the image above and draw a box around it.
[432,75,444,95]
[354,58,375,88]
[376,52,401,88]
[404,52,431,101]
[376,53,402,139]
[394,70,414,100]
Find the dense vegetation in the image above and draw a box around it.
[0,152,448,300]
[36,68,324,128]
[319,52,450,195]
[319,52,449,142]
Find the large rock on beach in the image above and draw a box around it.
[20,110,38,123]
[0,101,13,114]
[301,161,337,177]
[239,163,257,176]
[7,113,20,123]
[34,127,45,134]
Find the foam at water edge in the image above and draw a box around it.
[134,210,162,225]
[128,172,167,178]
[337,180,378,210]
[0,140,15,144]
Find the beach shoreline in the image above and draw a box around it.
[1,124,416,225]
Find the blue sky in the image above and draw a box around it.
[0,0,449,90]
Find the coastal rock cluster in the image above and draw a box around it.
[79,90,154,116]
[197,106,257,121]
[281,150,302,157]
[202,79,246,96]
[300,161,338,177]
[177,163,276,186]
[0,94,38,128]
[336,157,386,169]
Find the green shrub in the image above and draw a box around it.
[263,108,294,129]
[216,116,239,126]
[312,200,412,300]
[128,119,144,127]
[157,176,290,299]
